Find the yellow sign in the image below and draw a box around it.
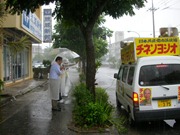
[121,42,135,64]
[135,37,180,57]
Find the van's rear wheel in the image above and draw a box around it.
[175,119,180,123]
[127,110,135,126]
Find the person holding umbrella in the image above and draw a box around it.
[59,58,77,103]
[49,56,64,111]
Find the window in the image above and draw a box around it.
[139,64,180,86]
[122,66,128,83]
[118,66,123,80]
[3,45,11,81]
[3,39,30,82]
[127,67,135,85]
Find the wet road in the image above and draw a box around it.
[0,69,78,135]
[96,66,180,135]
[1,67,180,135]
[0,85,77,135]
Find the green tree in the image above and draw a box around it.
[5,0,147,95]
[53,21,86,72]
[43,47,55,61]
[52,17,110,74]
[0,2,7,46]
[0,2,7,26]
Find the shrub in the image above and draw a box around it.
[79,73,86,83]
[0,79,4,91]
[72,83,113,129]
[72,83,93,106]
[95,87,109,104]
[43,60,51,67]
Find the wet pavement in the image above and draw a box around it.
[0,67,118,135]
[2,66,180,135]
[0,78,48,108]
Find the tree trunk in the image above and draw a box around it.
[84,29,96,97]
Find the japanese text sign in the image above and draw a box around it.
[121,42,135,64]
[43,9,52,43]
[135,37,180,57]
[22,11,42,41]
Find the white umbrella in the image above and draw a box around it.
[55,48,79,59]
[52,48,80,64]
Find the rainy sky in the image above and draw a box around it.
[104,0,180,42]
[42,0,180,46]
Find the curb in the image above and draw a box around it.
[14,80,48,98]
[67,123,111,134]
[0,80,48,108]
[0,94,13,108]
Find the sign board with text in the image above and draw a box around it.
[43,9,52,43]
[121,37,180,64]
[22,11,42,41]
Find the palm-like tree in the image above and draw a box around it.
[7,35,31,56]
[0,2,6,45]
[0,2,31,55]
[0,2,7,26]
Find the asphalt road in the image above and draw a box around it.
[1,66,180,135]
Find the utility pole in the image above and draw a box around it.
[152,0,155,37]
[148,0,157,37]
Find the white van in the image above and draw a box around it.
[114,37,180,125]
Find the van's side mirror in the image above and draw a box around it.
[114,73,118,79]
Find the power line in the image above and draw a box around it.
[161,1,180,10]
[156,0,180,11]
[156,0,172,8]
[167,8,180,10]
[146,0,180,37]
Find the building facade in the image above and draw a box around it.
[0,8,42,87]
[32,44,43,60]
[115,31,124,42]
[109,31,124,60]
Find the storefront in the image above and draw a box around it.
[0,9,42,86]
[3,35,30,83]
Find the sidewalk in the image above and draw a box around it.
[0,67,79,107]
[0,68,118,134]
[0,78,48,107]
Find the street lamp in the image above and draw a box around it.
[127,31,140,37]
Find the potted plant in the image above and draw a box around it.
[0,79,4,91]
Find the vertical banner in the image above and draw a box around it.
[43,9,52,43]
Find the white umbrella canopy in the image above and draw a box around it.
[52,48,80,62]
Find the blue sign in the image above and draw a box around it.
[22,11,42,41]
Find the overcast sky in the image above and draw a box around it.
[103,0,180,42]
[42,0,180,46]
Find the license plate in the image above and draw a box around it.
[158,99,171,108]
